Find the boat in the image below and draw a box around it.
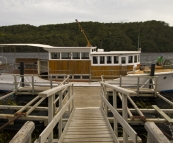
[0,43,173,93]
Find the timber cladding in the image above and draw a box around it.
[49,60,91,74]
[15,58,38,63]
[49,60,139,77]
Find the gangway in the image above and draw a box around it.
[6,75,172,143]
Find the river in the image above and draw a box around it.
[1,52,173,64]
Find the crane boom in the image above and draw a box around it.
[75,19,91,47]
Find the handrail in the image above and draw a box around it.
[38,82,75,143]
[100,82,138,142]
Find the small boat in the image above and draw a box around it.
[0,43,173,93]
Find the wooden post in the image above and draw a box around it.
[120,75,122,87]
[137,76,140,96]
[72,84,74,109]
[48,94,53,143]
[14,75,17,95]
[68,86,71,114]
[59,90,62,138]
[122,94,128,143]
[9,121,35,143]
[113,90,118,137]
[104,85,108,116]
[32,75,34,95]
[50,74,52,88]
[145,122,170,143]
[154,76,158,96]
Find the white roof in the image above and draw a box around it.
[0,43,54,48]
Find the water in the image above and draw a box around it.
[1,52,173,64]
[1,52,173,142]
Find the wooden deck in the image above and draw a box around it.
[62,107,115,143]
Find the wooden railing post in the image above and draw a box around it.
[50,74,52,88]
[32,75,34,95]
[59,90,62,138]
[113,90,118,136]
[137,76,140,96]
[48,93,54,143]
[122,94,128,143]
[119,75,122,87]
[68,86,71,114]
[14,75,17,95]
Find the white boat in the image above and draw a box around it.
[0,43,173,93]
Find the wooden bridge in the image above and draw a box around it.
[0,75,172,143]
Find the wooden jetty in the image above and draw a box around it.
[0,75,172,143]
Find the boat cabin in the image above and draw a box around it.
[42,46,141,80]
[0,44,141,81]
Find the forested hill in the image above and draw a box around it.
[0,20,173,52]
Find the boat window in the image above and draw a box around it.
[51,53,60,59]
[114,56,118,64]
[121,57,126,64]
[93,56,98,64]
[100,56,105,64]
[81,52,89,59]
[128,56,133,63]
[61,52,71,59]
[107,56,112,64]
[73,52,80,59]
[134,55,137,63]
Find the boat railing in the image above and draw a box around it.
[100,81,138,142]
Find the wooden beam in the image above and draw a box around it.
[152,105,173,123]
[145,122,170,143]
[9,121,35,143]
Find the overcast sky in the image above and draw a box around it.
[0,0,173,27]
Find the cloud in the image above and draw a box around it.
[0,0,173,26]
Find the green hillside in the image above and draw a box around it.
[0,20,172,52]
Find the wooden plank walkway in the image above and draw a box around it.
[62,107,115,143]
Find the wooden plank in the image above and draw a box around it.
[66,128,110,132]
[62,107,116,143]
[152,105,173,123]
[67,126,109,129]
[63,138,114,142]
[145,122,170,143]
[65,130,111,135]
[64,134,112,138]
[9,121,35,143]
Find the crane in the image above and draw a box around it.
[75,19,91,47]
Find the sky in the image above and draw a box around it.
[0,0,173,27]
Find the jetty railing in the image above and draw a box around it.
[13,74,71,95]
[101,75,158,95]
[36,82,75,143]
[100,81,138,143]
[9,121,35,143]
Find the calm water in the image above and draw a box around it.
[0,52,173,64]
